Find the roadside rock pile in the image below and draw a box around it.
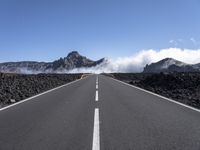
[112,73,200,109]
[0,73,82,107]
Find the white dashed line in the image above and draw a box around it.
[92,76,100,150]
[92,108,100,150]
[95,76,99,101]
[96,76,98,83]
[95,90,98,101]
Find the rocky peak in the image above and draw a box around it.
[0,51,105,74]
[67,51,81,58]
[143,58,200,73]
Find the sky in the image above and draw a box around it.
[0,0,200,62]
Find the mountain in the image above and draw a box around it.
[0,51,105,74]
[143,58,200,73]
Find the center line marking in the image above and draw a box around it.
[96,84,98,89]
[95,90,98,101]
[96,76,98,83]
[92,108,100,150]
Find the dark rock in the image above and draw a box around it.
[0,73,82,107]
[111,73,200,109]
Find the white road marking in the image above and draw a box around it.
[111,77,200,113]
[0,77,87,112]
[95,90,98,101]
[96,76,98,84]
[92,108,100,150]
[96,84,98,89]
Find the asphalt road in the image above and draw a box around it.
[0,75,200,150]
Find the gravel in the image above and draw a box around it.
[111,73,200,109]
[0,73,82,107]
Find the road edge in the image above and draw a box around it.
[108,76,200,113]
[0,76,87,112]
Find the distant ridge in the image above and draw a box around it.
[143,58,200,73]
[0,51,105,74]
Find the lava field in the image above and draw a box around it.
[0,73,82,107]
[111,73,200,109]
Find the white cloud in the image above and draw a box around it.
[169,40,174,43]
[190,37,197,45]
[169,40,177,45]
[169,40,176,44]
[68,48,200,73]
[169,39,183,46]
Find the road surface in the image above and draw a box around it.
[0,75,200,150]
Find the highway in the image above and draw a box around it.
[0,75,200,150]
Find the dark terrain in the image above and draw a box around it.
[111,73,200,109]
[0,73,82,107]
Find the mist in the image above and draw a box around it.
[67,48,200,73]
[5,48,200,74]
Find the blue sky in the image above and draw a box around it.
[0,0,200,62]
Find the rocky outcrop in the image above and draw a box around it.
[0,51,105,74]
[143,58,200,73]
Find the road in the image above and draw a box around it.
[0,75,200,150]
